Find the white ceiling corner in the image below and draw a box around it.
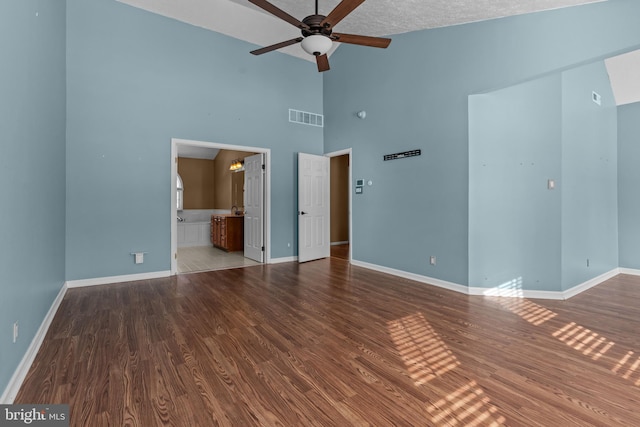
[118,0,606,63]
[117,0,640,106]
[606,49,640,106]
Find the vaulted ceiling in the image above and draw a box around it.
[117,0,605,60]
[117,0,640,105]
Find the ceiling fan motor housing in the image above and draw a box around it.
[302,15,332,37]
[301,15,333,56]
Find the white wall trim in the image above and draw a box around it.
[1,282,68,404]
[171,138,272,273]
[351,260,621,301]
[562,268,620,300]
[468,285,567,300]
[66,270,171,288]
[619,267,640,276]
[351,260,470,295]
[269,256,298,264]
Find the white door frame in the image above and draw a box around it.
[325,148,353,262]
[170,138,271,274]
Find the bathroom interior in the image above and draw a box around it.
[176,146,261,273]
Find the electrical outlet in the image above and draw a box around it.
[13,321,18,343]
[430,256,436,266]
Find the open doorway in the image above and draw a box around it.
[170,138,270,274]
[327,149,352,261]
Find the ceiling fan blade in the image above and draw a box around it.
[249,0,309,30]
[316,54,330,72]
[321,0,365,29]
[332,33,391,48]
[251,37,304,55]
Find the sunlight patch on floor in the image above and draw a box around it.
[504,305,640,387]
[426,380,506,427]
[612,351,640,385]
[497,298,557,326]
[552,322,615,360]
[388,313,460,385]
[389,313,506,425]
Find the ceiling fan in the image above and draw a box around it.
[249,0,392,72]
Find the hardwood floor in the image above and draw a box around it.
[15,259,640,426]
[330,243,349,260]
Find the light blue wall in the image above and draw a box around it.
[3,0,640,400]
[324,0,640,288]
[0,0,66,396]
[469,75,563,291]
[469,61,618,293]
[65,0,323,280]
[618,102,640,268]
[561,62,618,290]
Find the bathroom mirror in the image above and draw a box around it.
[177,174,184,211]
[231,171,244,213]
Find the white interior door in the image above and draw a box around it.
[244,153,264,262]
[298,153,330,263]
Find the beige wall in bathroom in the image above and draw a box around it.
[178,158,215,209]
[214,150,256,210]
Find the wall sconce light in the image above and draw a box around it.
[229,159,244,172]
[357,110,367,119]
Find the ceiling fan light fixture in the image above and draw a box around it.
[301,35,332,56]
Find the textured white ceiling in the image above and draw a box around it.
[118,0,640,105]
[228,0,605,37]
[118,0,605,62]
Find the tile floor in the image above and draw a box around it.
[177,246,261,273]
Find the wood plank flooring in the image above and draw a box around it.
[330,243,349,260]
[15,259,640,426]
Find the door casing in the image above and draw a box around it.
[170,138,271,274]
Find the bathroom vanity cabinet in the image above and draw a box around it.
[211,215,244,252]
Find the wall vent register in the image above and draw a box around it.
[289,109,324,127]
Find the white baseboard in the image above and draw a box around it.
[66,270,171,288]
[351,260,621,301]
[619,267,640,276]
[468,285,566,300]
[1,283,67,404]
[562,268,620,300]
[350,260,469,294]
[269,256,298,264]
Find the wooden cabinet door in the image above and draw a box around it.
[211,215,244,252]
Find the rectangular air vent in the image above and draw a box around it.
[289,109,324,127]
